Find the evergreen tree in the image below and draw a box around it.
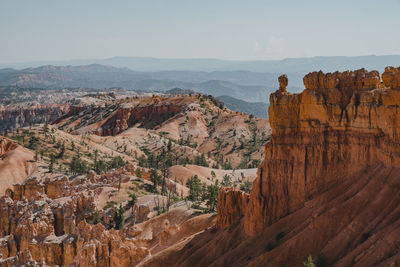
[91,210,101,225]
[136,168,142,179]
[57,142,65,159]
[186,175,202,207]
[221,174,232,187]
[113,204,125,230]
[49,154,55,173]
[94,149,98,165]
[206,180,219,212]
[28,135,39,150]
[109,156,125,169]
[94,160,107,174]
[150,169,161,192]
[69,156,88,175]
[167,139,172,152]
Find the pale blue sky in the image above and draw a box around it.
[1,0,399,64]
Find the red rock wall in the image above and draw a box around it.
[100,104,183,135]
[216,188,248,228]
[217,67,400,236]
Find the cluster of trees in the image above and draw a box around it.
[69,155,126,175]
[194,153,209,167]
[93,153,126,174]
[186,175,219,212]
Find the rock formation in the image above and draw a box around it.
[278,74,288,92]
[0,104,70,130]
[382,66,400,89]
[0,163,215,266]
[187,66,400,266]
[0,138,35,196]
[231,67,400,235]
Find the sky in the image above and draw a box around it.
[0,0,399,64]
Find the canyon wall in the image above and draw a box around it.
[0,104,70,130]
[100,103,183,135]
[218,66,400,235]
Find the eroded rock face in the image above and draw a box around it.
[278,74,288,92]
[216,67,400,236]
[0,104,70,130]
[303,68,381,91]
[0,161,214,266]
[216,188,248,228]
[100,104,183,136]
[382,66,400,89]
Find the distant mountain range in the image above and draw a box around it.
[217,95,269,118]
[0,64,291,103]
[2,55,399,73]
[0,55,398,104]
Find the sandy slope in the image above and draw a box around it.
[168,164,257,186]
[0,138,36,196]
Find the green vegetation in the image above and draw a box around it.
[221,174,232,187]
[240,180,252,193]
[150,169,162,192]
[186,175,203,207]
[194,153,209,167]
[113,204,125,230]
[87,210,102,225]
[69,156,88,175]
[49,154,55,173]
[205,181,219,212]
[303,255,316,267]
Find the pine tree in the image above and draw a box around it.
[221,174,232,187]
[136,168,142,179]
[128,193,137,223]
[113,204,125,230]
[49,154,55,173]
[57,142,65,159]
[150,169,161,192]
[187,175,202,207]
[206,180,219,212]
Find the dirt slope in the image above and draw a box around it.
[0,138,35,196]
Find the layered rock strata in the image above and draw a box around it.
[217,67,400,235]
[0,104,70,130]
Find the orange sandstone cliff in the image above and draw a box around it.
[243,66,400,235]
[215,67,400,233]
[144,66,400,267]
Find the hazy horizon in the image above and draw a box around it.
[3,54,400,66]
[1,0,400,65]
